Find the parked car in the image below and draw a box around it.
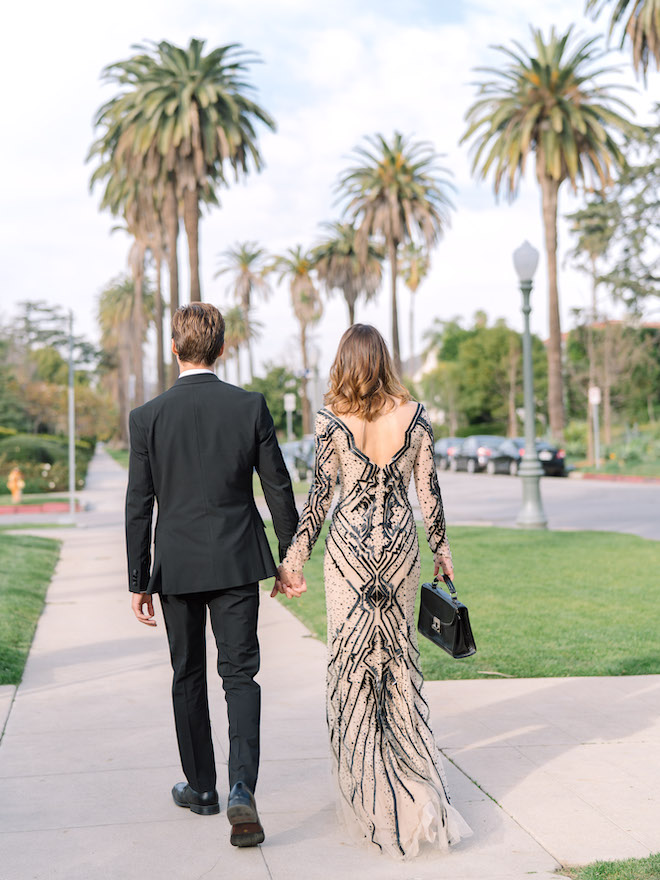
[450,435,506,473]
[280,437,315,481]
[433,437,462,470]
[486,437,566,477]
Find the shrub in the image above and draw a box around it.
[0,433,94,495]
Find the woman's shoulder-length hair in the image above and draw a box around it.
[324,324,412,422]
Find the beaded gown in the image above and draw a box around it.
[282,404,472,859]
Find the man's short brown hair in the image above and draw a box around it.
[171,303,225,366]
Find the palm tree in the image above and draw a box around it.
[222,304,252,386]
[567,196,621,456]
[273,247,323,434]
[215,242,271,381]
[312,221,383,326]
[97,276,154,442]
[91,38,275,305]
[587,0,660,78]
[337,132,454,372]
[461,26,636,437]
[399,243,430,369]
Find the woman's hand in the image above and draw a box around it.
[434,556,454,581]
[271,565,307,599]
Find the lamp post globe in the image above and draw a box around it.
[513,242,547,529]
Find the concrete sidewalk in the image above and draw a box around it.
[1,449,658,879]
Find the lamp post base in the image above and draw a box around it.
[516,465,548,529]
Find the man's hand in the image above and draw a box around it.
[132,592,157,626]
[270,566,307,599]
[434,556,454,581]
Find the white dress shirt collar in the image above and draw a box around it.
[178,368,215,377]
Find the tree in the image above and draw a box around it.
[312,221,383,326]
[244,365,303,438]
[587,0,660,78]
[338,132,454,372]
[461,26,637,438]
[215,242,271,381]
[97,276,154,443]
[566,195,621,461]
[91,39,275,305]
[222,305,253,386]
[400,243,430,367]
[273,247,323,434]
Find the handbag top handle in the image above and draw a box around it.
[432,574,460,605]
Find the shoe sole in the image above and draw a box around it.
[173,798,220,816]
[226,803,258,824]
[230,829,265,847]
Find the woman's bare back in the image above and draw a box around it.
[330,398,419,468]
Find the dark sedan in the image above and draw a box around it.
[433,437,462,470]
[450,435,505,473]
[486,437,566,477]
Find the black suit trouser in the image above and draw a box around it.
[160,584,260,793]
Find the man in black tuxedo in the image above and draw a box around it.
[126,303,301,848]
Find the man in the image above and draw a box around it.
[126,303,301,848]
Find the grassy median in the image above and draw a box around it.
[262,522,660,681]
[0,534,61,685]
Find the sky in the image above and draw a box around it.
[1,0,657,386]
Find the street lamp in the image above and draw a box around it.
[513,241,547,529]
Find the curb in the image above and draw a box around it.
[569,471,660,484]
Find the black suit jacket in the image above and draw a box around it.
[125,373,299,595]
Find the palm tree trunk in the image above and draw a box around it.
[300,321,311,435]
[603,323,612,445]
[183,187,201,303]
[586,262,598,465]
[235,348,242,386]
[155,251,166,394]
[409,290,415,373]
[388,239,401,374]
[539,173,565,438]
[163,177,180,384]
[348,299,355,326]
[243,294,254,382]
[130,242,145,406]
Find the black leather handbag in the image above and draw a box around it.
[418,574,476,659]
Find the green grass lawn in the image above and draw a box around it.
[0,533,61,685]
[0,494,73,506]
[579,462,660,478]
[262,522,660,681]
[563,853,660,879]
[106,448,129,469]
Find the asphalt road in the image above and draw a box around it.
[428,470,660,541]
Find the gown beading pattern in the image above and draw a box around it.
[282,404,472,859]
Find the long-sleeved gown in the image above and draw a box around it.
[282,403,472,859]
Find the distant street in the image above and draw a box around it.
[427,470,660,541]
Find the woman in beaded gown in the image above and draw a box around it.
[276,325,472,860]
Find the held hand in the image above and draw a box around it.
[131,592,157,626]
[434,556,454,581]
[276,565,307,599]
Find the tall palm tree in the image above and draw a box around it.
[215,242,271,381]
[222,304,252,386]
[312,221,383,326]
[337,132,454,372]
[587,0,660,77]
[461,26,636,437]
[399,243,430,368]
[97,276,154,443]
[91,38,275,305]
[567,196,620,457]
[273,246,323,434]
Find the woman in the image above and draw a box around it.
[275,324,472,859]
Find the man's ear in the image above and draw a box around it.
[218,344,225,358]
[171,339,178,356]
